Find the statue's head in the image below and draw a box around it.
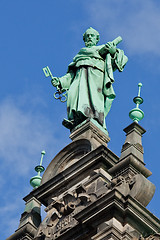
[83,27,100,47]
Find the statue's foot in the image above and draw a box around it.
[62,118,74,130]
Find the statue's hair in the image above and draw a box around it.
[83,27,100,43]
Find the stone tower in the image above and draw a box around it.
[7,118,160,240]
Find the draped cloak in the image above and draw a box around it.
[59,45,128,129]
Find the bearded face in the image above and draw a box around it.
[83,28,99,47]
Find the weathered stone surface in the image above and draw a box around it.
[31,165,160,240]
[70,119,110,150]
[120,122,146,162]
[19,197,41,229]
[7,121,160,240]
[146,233,160,240]
[109,122,155,207]
[109,155,152,179]
[129,174,155,206]
[41,138,92,184]
[6,222,37,240]
[24,145,118,206]
[34,183,100,239]
[6,197,41,240]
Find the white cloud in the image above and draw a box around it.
[0,96,57,177]
[85,0,160,55]
[0,194,25,239]
[0,92,66,239]
[0,85,71,184]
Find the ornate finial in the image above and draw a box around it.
[129,83,144,123]
[30,151,45,189]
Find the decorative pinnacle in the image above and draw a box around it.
[39,150,45,168]
[30,150,45,189]
[138,82,142,97]
[129,83,144,123]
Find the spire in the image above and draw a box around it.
[120,83,145,163]
[129,83,144,123]
[30,150,45,189]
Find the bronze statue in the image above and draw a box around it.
[45,27,128,131]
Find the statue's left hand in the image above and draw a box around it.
[105,42,116,55]
[51,77,60,87]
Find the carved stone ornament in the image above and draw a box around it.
[145,233,160,240]
[132,233,160,240]
[34,184,99,240]
[34,171,156,240]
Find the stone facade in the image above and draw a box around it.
[7,121,160,240]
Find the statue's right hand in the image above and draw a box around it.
[51,77,60,87]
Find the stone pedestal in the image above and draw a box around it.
[120,122,146,162]
[70,119,110,150]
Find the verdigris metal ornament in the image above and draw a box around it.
[30,150,45,189]
[129,83,144,123]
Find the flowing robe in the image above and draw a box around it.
[59,45,128,129]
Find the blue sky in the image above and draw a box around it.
[1,0,160,239]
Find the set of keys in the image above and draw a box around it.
[43,66,67,103]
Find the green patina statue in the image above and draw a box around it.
[50,27,128,131]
